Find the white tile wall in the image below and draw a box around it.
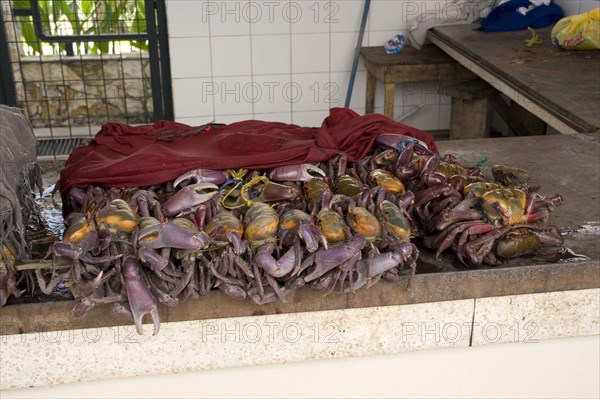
[554,0,599,15]
[166,0,471,130]
[169,37,211,78]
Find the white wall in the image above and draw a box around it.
[166,0,452,129]
[3,335,599,398]
[554,0,599,16]
[166,0,599,129]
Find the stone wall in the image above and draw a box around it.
[18,54,153,129]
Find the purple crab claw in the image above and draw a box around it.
[255,242,301,278]
[122,255,160,335]
[162,183,219,217]
[304,235,366,282]
[138,221,210,250]
[269,164,326,182]
[298,220,328,253]
[255,181,302,202]
[367,244,413,278]
[227,230,246,255]
[138,247,169,272]
[344,260,368,292]
[174,169,229,188]
[217,283,247,301]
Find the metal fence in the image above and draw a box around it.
[0,0,172,159]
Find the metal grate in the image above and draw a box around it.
[1,0,173,160]
[37,137,84,158]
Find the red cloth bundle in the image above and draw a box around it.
[60,108,437,200]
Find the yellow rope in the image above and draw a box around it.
[220,169,270,210]
[227,168,248,180]
[239,175,270,208]
[219,169,246,209]
[525,27,542,47]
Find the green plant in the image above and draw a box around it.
[15,0,148,56]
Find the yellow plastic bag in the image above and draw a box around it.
[551,8,600,50]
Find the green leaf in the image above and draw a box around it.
[37,0,52,35]
[81,0,93,15]
[15,0,150,55]
[132,0,146,34]
[60,0,77,35]
[12,0,32,9]
[18,16,41,55]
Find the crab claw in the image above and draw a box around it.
[162,183,219,217]
[174,169,229,188]
[376,133,429,151]
[367,244,413,278]
[255,242,299,278]
[122,256,160,335]
[138,221,210,250]
[255,181,302,202]
[304,235,366,282]
[298,220,328,253]
[269,164,326,182]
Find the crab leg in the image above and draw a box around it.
[121,255,160,335]
[265,274,286,302]
[217,283,247,301]
[138,247,168,272]
[35,269,68,295]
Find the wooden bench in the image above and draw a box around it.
[360,45,475,120]
[439,78,496,140]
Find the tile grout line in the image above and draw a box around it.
[248,0,255,119]
[289,0,294,123]
[207,6,216,120]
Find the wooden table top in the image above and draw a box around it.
[360,44,459,66]
[428,23,600,133]
[2,135,599,335]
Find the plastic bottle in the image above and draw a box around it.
[384,34,405,54]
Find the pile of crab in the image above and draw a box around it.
[34,138,565,335]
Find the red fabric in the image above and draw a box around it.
[60,108,437,199]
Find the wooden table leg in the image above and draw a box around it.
[384,83,395,119]
[366,72,375,114]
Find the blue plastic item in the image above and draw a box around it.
[480,0,564,32]
[385,34,406,54]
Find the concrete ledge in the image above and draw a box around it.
[2,289,598,390]
[2,261,598,336]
